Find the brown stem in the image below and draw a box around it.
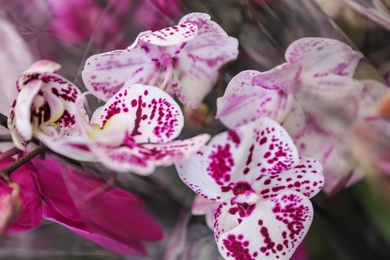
[0,147,20,161]
[0,135,13,142]
[0,144,46,183]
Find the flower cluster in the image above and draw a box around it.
[6,7,388,260]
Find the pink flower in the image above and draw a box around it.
[49,0,122,48]
[134,0,183,31]
[0,157,42,234]
[41,83,210,175]
[217,37,364,129]
[8,60,84,150]
[31,155,163,255]
[176,117,324,259]
[82,12,239,108]
[215,37,383,194]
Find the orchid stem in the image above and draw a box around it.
[161,55,173,91]
[0,147,20,161]
[0,144,46,183]
[279,88,294,124]
[0,135,13,142]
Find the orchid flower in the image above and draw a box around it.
[41,83,210,175]
[8,60,84,150]
[216,37,364,129]
[215,37,387,194]
[176,117,324,259]
[82,12,239,108]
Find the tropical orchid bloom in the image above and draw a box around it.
[176,117,324,259]
[41,83,210,175]
[82,12,239,108]
[8,60,84,150]
[31,155,163,256]
[216,37,364,129]
[215,38,388,194]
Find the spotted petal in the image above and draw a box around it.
[91,84,184,144]
[215,191,313,260]
[13,80,42,140]
[296,73,364,99]
[39,74,81,128]
[91,133,210,175]
[172,13,239,108]
[36,134,97,162]
[176,118,299,202]
[82,47,159,101]
[252,157,324,200]
[139,22,198,46]
[285,37,363,78]
[216,68,296,129]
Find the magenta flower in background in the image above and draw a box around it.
[176,117,324,259]
[49,0,123,48]
[41,83,210,174]
[31,155,164,255]
[82,12,239,108]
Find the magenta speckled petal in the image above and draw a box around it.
[9,61,84,151]
[172,13,239,108]
[82,48,159,101]
[38,74,82,129]
[176,118,299,202]
[90,134,209,175]
[297,73,364,98]
[252,157,324,200]
[35,134,97,162]
[92,84,183,144]
[139,22,198,46]
[82,12,238,108]
[141,133,210,164]
[285,37,363,78]
[216,69,293,129]
[215,191,313,260]
[13,80,42,141]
